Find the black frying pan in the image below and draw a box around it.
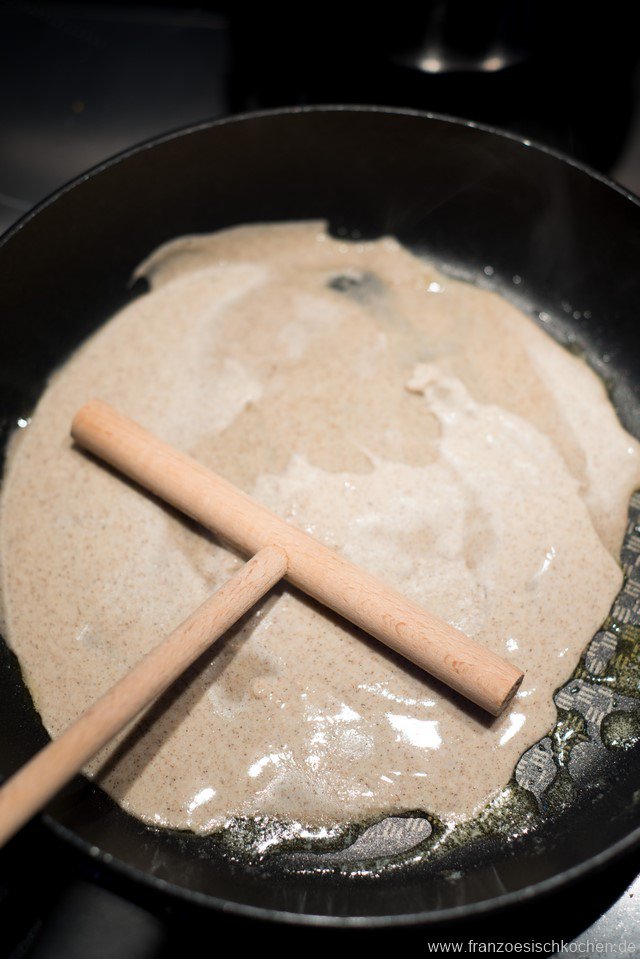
[1,107,640,928]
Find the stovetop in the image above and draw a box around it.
[1,4,640,955]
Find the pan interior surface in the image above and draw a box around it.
[1,108,640,923]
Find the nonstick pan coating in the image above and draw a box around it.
[1,107,640,926]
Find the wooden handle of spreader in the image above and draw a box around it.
[71,400,524,715]
[0,545,287,848]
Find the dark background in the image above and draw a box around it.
[1,2,640,956]
[2,1,640,236]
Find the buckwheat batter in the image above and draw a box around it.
[1,221,639,834]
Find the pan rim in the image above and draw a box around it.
[1,103,639,254]
[2,103,640,926]
[45,801,640,928]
